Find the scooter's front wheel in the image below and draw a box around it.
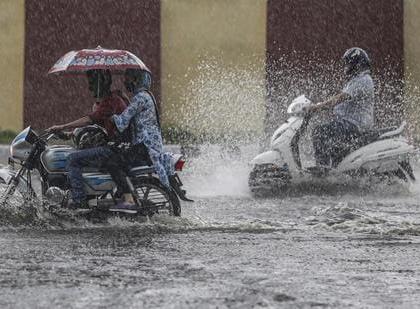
[248,164,291,197]
[132,177,181,216]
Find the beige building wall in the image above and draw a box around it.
[404,0,420,139]
[0,0,24,131]
[161,0,267,138]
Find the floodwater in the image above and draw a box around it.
[1,147,420,308]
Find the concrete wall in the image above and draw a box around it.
[161,0,267,137]
[0,0,24,131]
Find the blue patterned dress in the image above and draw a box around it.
[112,90,173,188]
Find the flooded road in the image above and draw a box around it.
[1,149,420,308]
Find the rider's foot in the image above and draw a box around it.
[109,202,138,214]
[307,165,330,177]
[67,200,90,212]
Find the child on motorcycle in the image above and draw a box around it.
[106,69,174,214]
[305,47,375,168]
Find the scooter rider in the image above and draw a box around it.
[106,69,174,214]
[306,47,375,168]
[47,69,127,209]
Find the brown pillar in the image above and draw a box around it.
[24,0,161,130]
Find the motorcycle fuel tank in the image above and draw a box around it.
[40,146,76,173]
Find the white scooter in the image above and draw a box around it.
[249,95,416,194]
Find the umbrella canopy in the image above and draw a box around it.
[48,45,150,75]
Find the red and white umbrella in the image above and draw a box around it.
[48,45,150,74]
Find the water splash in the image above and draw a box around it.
[164,58,266,143]
[2,57,420,233]
[182,144,257,197]
[307,200,420,236]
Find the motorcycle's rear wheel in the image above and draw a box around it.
[132,176,181,216]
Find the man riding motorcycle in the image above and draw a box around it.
[306,47,375,169]
[106,69,174,213]
[47,69,127,209]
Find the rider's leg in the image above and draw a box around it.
[107,144,152,212]
[105,149,137,209]
[329,120,360,165]
[66,146,112,206]
[107,143,151,196]
[312,120,356,167]
[312,123,333,166]
[106,153,130,196]
[106,152,138,212]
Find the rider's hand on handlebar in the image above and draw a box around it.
[304,102,324,114]
[46,124,65,133]
[303,105,316,114]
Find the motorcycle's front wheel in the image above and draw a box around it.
[0,180,17,207]
[132,176,181,216]
[0,175,36,208]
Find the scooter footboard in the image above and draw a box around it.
[250,150,282,165]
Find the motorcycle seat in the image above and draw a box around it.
[128,165,154,176]
[81,164,154,175]
[81,167,104,173]
[79,161,154,175]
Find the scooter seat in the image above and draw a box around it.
[353,122,404,147]
[355,130,380,145]
[376,126,399,135]
[331,122,406,167]
[376,121,406,139]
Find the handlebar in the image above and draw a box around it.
[38,130,71,142]
[53,131,71,140]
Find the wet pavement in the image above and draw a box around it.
[1,148,420,308]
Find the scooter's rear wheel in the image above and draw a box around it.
[398,160,415,181]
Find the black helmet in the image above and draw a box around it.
[124,69,152,93]
[87,69,112,98]
[72,125,108,149]
[342,47,371,76]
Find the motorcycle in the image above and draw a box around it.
[0,126,192,218]
[249,95,416,195]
